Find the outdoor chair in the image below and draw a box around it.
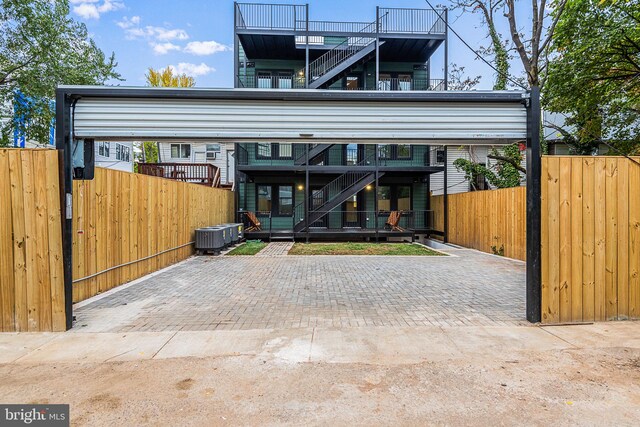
[245,211,262,232]
[384,210,404,231]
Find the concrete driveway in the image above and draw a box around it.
[73,248,526,332]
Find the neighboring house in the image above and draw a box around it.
[233,2,451,240]
[95,141,134,173]
[157,142,235,185]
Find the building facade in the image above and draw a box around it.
[233,2,450,240]
[157,142,235,185]
[95,141,134,172]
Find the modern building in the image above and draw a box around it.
[233,2,450,240]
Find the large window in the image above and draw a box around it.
[256,143,293,159]
[377,185,412,212]
[116,143,131,162]
[257,184,295,216]
[171,143,191,159]
[278,186,293,215]
[378,144,412,161]
[257,185,272,212]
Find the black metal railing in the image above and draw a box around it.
[379,7,446,34]
[235,2,306,31]
[238,74,445,91]
[241,209,435,233]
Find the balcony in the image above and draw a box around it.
[237,75,446,91]
[234,3,446,36]
[138,163,221,187]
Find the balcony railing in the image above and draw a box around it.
[238,210,435,236]
[235,3,446,35]
[138,163,221,187]
[237,75,446,91]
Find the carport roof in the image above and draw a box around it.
[58,86,527,103]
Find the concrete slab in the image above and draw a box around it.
[444,326,573,357]
[540,322,640,349]
[309,327,462,364]
[17,332,174,363]
[154,329,313,362]
[0,333,60,364]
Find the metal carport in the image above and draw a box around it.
[55,86,541,328]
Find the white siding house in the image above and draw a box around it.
[95,141,134,172]
[157,142,235,185]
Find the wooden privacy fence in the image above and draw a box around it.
[541,156,640,323]
[72,167,234,303]
[0,149,66,332]
[431,187,527,261]
[1,149,234,332]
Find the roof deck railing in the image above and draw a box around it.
[235,3,446,35]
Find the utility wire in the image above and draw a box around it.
[424,0,528,90]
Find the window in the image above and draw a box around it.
[378,144,392,159]
[256,70,294,89]
[171,143,191,159]
[257,143,272,158]
[278,186,293,215]
[436,149,446,164]
[397,144,411,159]
[257,185,272,212]
[378,145,412,160]
[377,186,391,211]
[116,143,131,162]
[377,185,412,212]
[206,144,221,160]
[256,143,292,159]
[98,142,110,157]
[278,143,292,158]
[397,186,411,211]
[256,184,295,216]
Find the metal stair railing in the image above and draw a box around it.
[295,14,386,87]
[293,152,375,229]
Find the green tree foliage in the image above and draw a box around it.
[544,0,640,154]
[453,143,525,189]
[0,0,120,146]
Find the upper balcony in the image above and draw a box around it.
[234,3,446,62]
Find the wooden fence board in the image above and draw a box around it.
[570,157,583,321]
[0,151,15,331]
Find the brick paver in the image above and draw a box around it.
[73,249,527,332]
[254,242,294,257]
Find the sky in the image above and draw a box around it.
[72,0,531,90]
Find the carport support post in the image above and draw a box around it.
[526,87,542,323]
[443,146,449,243]
[55,90,73,330]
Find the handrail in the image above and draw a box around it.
[293,152,375,228]
[296,14,386,86]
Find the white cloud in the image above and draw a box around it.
[72,0,124,20]
[184,40,230,56]
[152,42,181,55]
[116,15,140,29]
[169,62,215,77]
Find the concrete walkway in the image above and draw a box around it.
[2,322,639,365]
[255,241,294,256]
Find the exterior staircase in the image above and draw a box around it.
[293,154,384,232]
[296,17,384,89]
[294,144,334,165]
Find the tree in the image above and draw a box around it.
[453,143,525,190]
[141,67,196,162]
[448,63,481,90]
[0,0,120,146]
[544,0,640,154]
[450,1,511,89]
[145,66,196,88]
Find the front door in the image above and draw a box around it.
[343,192,363,228]
[310,186,327,228]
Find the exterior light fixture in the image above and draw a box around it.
[297,184,304,191]
[365,184,373,191]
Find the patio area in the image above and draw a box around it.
[73,248,526,332]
